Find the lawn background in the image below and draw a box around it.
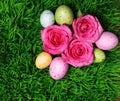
[0,0,120,101]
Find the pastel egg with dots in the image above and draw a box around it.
[55,5,74,26]
[93,48,106,63]
[49,57,68,80]
[95,32,119,50]
[40,10,55,28]
[35,52,52,69]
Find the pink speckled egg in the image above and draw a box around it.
[49,57,68,80]
[95,32,118,50]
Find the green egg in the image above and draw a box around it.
[55,5,74,25]
[93,48,106,63]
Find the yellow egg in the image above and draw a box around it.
[35,52,52,69]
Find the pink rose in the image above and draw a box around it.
[40,25,72,55]
[62,38,94,67]
[73,14,103,43]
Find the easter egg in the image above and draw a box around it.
[95,32,118,50]
[35,52,52,69]
[49,57,68,80]
[40,10,55,27]
[55,5,74,25]
[93,48,106,63]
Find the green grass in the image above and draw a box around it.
[0,0,120,101]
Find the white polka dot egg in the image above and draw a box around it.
[40,10,55,27]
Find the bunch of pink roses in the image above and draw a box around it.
[40,14,104,67]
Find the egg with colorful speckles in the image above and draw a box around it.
[93,48,106,63]
[55,5,74,25]
[49,57,68,80]
[40,10,55,27]
[35,52,52,69]
[95,32,119,50]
